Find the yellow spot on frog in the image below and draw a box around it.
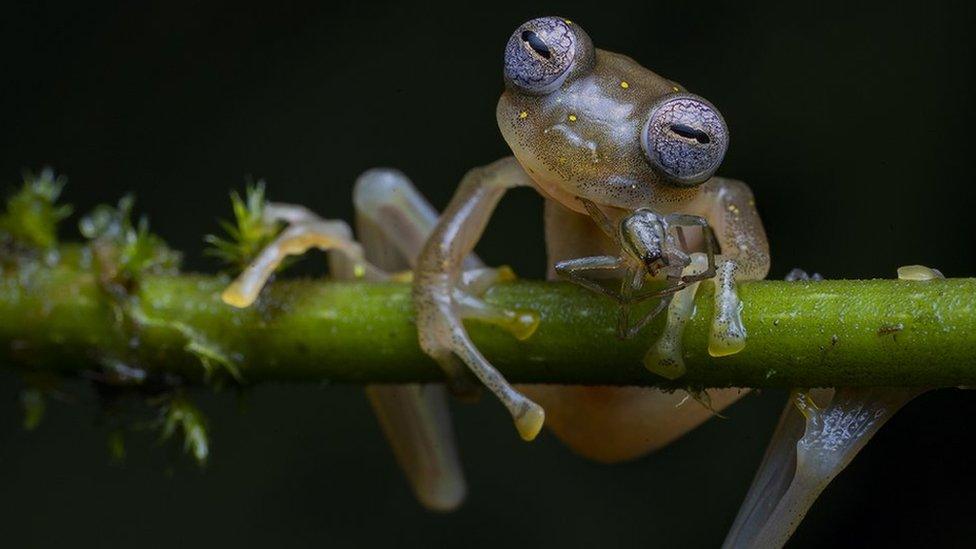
[518,111,528,120]
[568,114,578,122]
[620,81,630,89]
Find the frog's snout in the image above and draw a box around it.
[641,94,729,187]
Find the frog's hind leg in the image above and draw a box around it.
[221,172,468,511]
[722,388,924,548]
[221,203,383,308]
[352,168,467,511]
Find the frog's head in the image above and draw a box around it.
[497,17,728,212]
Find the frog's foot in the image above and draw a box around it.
[708,260,747,357]
[221,203,380,308]
[456,267,539,341]
[418,285,546,441]
[644,254,709,379]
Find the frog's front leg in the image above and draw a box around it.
[644,253,709,379]
[354,169,537,509]
[413,156,545,441]
[692,177,771,356]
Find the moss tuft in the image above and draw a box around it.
[205,181,283,273]
[160,393,210,466]
[81,195,181,283]
[0,168,73,249]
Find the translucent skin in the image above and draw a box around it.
[490,22,770,460]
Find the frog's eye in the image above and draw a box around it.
[503,17,588,94]
[642,94,729,186]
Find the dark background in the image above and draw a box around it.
[2,1,975,547]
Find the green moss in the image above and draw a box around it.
[130,303,242,382]
[205,181,283,273]
[80,195,181,281]
[0,168,73,249]
[160,393,209,466]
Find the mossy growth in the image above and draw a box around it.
[72,192,218,466]
[99,389,211,468]
[159,393,210,466]
[80,194,181,284]
[205,180,284,273]
[0,168,73,250]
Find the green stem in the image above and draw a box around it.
[1,260,974,388]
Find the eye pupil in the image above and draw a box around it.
[520,30,552,59]
[669,123,711,144]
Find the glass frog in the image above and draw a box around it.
[219,17,769,511]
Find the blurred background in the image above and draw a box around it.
[1,1,975,547]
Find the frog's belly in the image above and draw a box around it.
[517,384,745,462]
[532,198,747,463]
